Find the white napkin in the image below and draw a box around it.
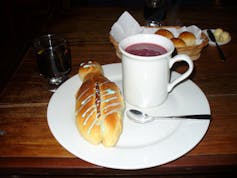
[110,11,203,45]
[110,11,143,42]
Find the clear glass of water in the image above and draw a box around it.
[33,34,71,92]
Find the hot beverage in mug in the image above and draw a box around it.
[119,34,194,108]
[125,43,167,56]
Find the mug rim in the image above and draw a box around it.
[118,33,174,60]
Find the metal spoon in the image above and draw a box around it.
[126,109,211,124]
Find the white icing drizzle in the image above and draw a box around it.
[83,106,96,126]
[80,61,97,70]
[101,96,118,103]
[77,79,123,136]
[83,64,96,68]
[99,81,110,87]
[81,94,94,105]
[87,116,98,134]
[76,93,95,116]
[82,105,96,118]
[82,61,96,68]
[87,107,122,134]
[76,88,89,101]
[102,102,121,113]
[105,89,116,94]
[102,108,122,120]
[83,82,101,134]
[87,111,102,134]
[101,89,119,97]
[88,102,122,134]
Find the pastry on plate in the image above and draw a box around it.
[75,61,124,147]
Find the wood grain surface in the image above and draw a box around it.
[0,4,237,177]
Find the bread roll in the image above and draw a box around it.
[171,38,186,48]
[178,31,196,46]
[155,29,174,39]
[75,61,124,147]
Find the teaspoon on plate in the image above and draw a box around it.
[126,109,211,124]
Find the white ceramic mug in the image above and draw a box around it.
[119,34,194,108]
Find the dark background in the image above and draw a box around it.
[0,0,235,91]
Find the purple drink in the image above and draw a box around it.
[125,43,167,56]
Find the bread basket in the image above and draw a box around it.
[109,26,209,61]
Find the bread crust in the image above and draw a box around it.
[171,38,186,48]
[155,29,174,39]
[178,31,196,46]
[75,61,124,147]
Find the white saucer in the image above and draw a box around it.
[203,29,231,46]
[47,63,211,170]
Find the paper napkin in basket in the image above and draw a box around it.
[110,11,143,42]
[109,11,207,60]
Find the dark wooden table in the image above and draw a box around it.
[1,3,237,178]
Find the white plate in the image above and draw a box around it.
[203,29,231,46]
[47,63,211,170]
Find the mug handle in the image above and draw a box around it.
[167,54,194,92]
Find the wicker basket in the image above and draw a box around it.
[109,27,209,61]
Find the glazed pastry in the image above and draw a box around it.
[178,31,196,46]
[155,29,174,39]
[75,61,124,147]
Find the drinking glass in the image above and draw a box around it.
[144,0,167,26]
[33,34,71,92]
